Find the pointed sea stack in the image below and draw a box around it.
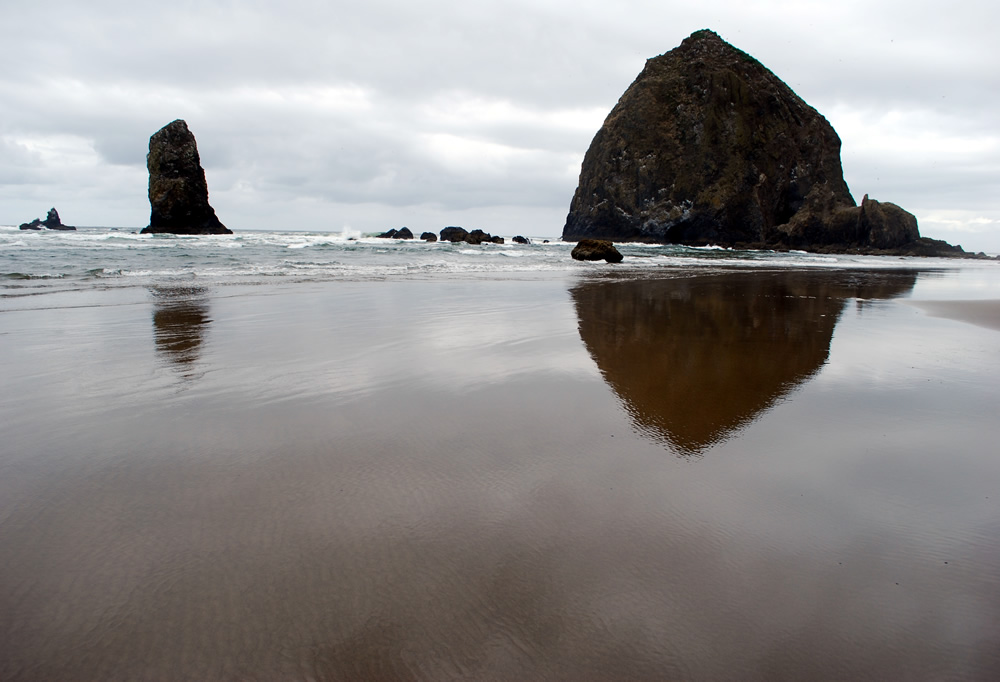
[563,30,937,253]
[19,207,76,231]
[141,120,231,235]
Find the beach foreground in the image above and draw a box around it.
[2,266,999,680]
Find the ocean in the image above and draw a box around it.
[0,225,964,297]
[2,225,1000,680]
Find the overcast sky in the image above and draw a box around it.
[2,0,998,250]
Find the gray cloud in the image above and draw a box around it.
[2,0,999,250]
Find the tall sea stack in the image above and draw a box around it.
[141,119,231,235]
[562,30,924,252]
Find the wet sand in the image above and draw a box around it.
[1,269,999,680]
[909,299,1000,332]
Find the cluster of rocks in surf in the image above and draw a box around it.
[440,227,504,244]
[562,29,988,259]
[19,208,75,231]
[376,226,534,246]
[376,227,416,240]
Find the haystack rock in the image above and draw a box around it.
[141,120,231,235]
[563,30,938,253]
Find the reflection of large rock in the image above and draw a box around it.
[151,287,211,372]
[562,30,952,255]
[141,120,231,235]
[572,271,918,455]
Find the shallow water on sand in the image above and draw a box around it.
[1,266,999,680]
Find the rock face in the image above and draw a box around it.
[563,29,935,253]
[440,226,469,242]
[141,120,231,235]
[466,229,491,245]
[19,207,76,231]
[420,231,438,242]
[571,239,623,263]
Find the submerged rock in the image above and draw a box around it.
[141,120,231,235]
[562,29,961,255]
[20,207,75,231]
[571,239,623,263]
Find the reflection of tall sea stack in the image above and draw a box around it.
[563,30,943,253]
[141,119,232,235]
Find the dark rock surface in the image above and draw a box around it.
[562,29,971,257]
[420,231,438,242]
[571,239,623,263]
[438,226,503,245]
[440,226,469,242]
[20,207,76,231]
[466,229,491,245]
[513,235,530,244]
[377,227,413,239]
[141,120,231,235]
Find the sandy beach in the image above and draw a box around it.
[1,266,999,680]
